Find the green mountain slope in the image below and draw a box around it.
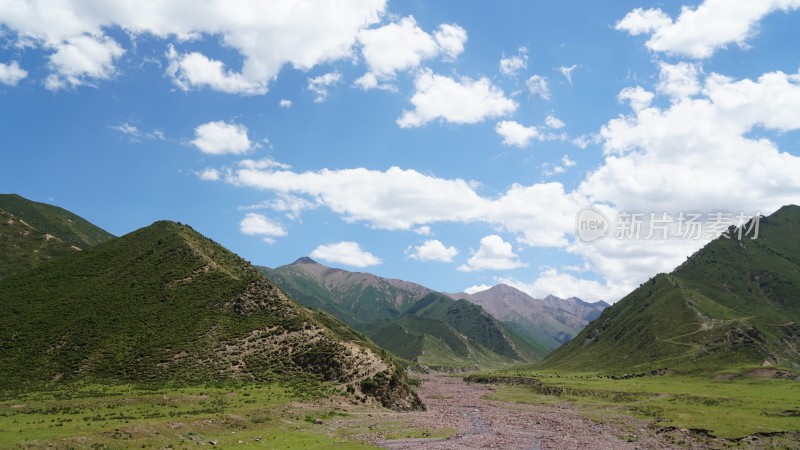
[0,221,421,410]
[541,205,800,373]
[260,257,433,326]
[0,194,114,249]
[0,209,80,279]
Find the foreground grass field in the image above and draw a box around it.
[0,380,446,449]
[476,367,800,440]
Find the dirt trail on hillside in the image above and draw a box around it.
[371,374,686,450]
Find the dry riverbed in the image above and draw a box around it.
[329,373,742,450]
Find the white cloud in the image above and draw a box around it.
[310,241,381,268]
[260,193,318,220]
[227,165,582,247]
[525,75,550,100]
[111,123,165,141]
[279,99,292,108]
[588,70,800,214]
[616,1,800,59]
[499,270,627,303]
[238,158,291,170]
[198,168,221,181]
[307,71,342,103]
[657,61,701,99]
[558,64,577,85]
[45,35,124,90]
[414,225,432,236]
[545,114,565,129]
[543,155,576,176]
[0,61,27,85]
[407,239,458,262]
[167,46,265,95]
[398,69,517,127]
[499,47,528,77]
[191,121,252,155]
[618,86,655,112]
[458,235,527,272]
[433,23,467,60]
[495,120,540,148]
[240,213,287,237]
[0,0,385,93]
[463,284,492,295]
[614,7,672,35]
[355,16,466,90]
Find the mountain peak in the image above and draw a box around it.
[292,256,320,265]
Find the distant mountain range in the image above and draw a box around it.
[260,258,607,368]
[0,195,420,409]
[542,205,800,373]
[448,285,609,352]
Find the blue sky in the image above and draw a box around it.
[2,0,800,302]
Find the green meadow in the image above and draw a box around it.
[477,367,800,440]
[0,381,385,449]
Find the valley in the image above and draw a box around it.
[1,194,800,448]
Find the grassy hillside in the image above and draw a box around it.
[0,194,114,249]
[0,209,80,279]
[362,293,548,369]
[0,221,421,410]
[541,205,800,373]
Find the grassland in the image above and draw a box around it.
[474,367,800,441]
[0,379,447,449]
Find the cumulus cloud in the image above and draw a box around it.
[407,239,459,262]
[618,86,655,112]
[398,69,516,127]
[0,61,27,86]
[0,0,385,93]
[499,47,528,77]
[525,75,550,99]
[657,61,701,99]
[495,121,540,147]
[310,241,381,267]
[616,1,800,58]
[191,121,252,155]
[166,46,264,95]
[545,114,565,129]
[307,71,342,103]
[227,164,582,247]
[279,99,292,108]
[198,168,221,181]
[355,16,466,90]
[458,235,528,272]
[45,35,124,90]
[587,70,800,213]
[239,213,287,240]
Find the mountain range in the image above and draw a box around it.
[260,258,608,369]
[542,205,800,373]
[448,284,608,352]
